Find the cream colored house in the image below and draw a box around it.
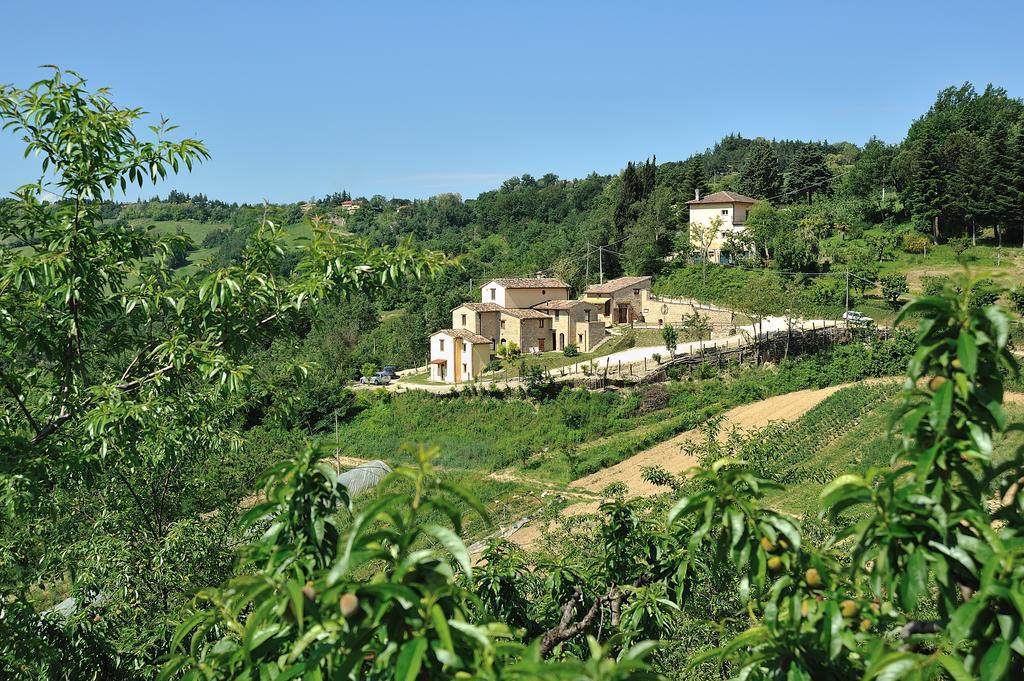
[583,276,652,325]
[429,328,492,383]
[430,275,611,383]
[532,299,605,351]
[686,190,757,264]
[452,303,503,350]
[497,308,552,353]
[479,277,570,308]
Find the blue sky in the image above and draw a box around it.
[2,0,1023,203]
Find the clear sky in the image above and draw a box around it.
[2,0,1023,203]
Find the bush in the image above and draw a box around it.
[562,343,579,357]
[900,231,930,254]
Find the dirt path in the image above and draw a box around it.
[570,384,852,499]
[505,383,861,549]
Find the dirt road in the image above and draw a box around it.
[571,383,851,499]
[506,383,857,549]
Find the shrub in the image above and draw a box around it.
[562,343,579,357]
[947,234,971,260]
[900,231,930,254]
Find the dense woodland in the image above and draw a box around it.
[3,71,1024,679]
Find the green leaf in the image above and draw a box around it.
[395,637,428,681]
[957,332,977,377]
[938,655,973,681]
[979,641,1010,681]
[899,548,927,612]
[421,523,472,579]
[820,474,870,510]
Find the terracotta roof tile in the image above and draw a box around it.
[499,308,551,319]
[584,276,652,294]
[454,302,504,312]
[483,277,570,289]
[685,190,757,205]
[532,299,592,310]
[432,328,492,344]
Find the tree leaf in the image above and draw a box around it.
[422,523,472,579]
[395,637,427,681]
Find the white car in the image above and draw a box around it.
[842,310,873,325]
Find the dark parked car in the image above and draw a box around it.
[380,365,399,379]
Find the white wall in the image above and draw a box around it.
[429,333,457,382]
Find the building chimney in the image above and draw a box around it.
[694,189,700,201]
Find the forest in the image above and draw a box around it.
[2,69,1024,680]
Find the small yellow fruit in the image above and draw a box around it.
[840,600,860,618]
[859,618,872,632]
[951,358,962,370]
[760,537,777,553]
[805,568,823,588]
[339,592,359,618]
[800,600,810,616]
[778,538,790,551]
[767,556,784,572]
[928,376,947,391]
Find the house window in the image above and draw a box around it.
[490,288,496,300]
[462,363,467,374]
[500,319,506,330]
[633,288,640,295]
[464,342,469,353]
[541,289,546,295]
[578,333,583,343]
[539,319,545,329]
[461,314,467,325]
[555,310,560,320]
[439,338,445,351]
[721,209,729,215]
[585,310,591,322]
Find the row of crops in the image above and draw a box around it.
[720,383,901,486]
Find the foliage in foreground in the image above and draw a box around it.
[164,274,1023,679]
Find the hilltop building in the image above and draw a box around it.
[687,190,757,264]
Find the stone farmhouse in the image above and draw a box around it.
[583,275,737,331]
[429,276,605,384]
[583,276,652,325]
[686,190,757,264]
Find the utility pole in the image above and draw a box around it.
[585,242,590,287]
[599,245,604,284]
[845,271,850,313]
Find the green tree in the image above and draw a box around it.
[879,272,909,308]
[0,69,443,676]
[738,138,782,200]
[784,145,832,203]
[662,324,679,357]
